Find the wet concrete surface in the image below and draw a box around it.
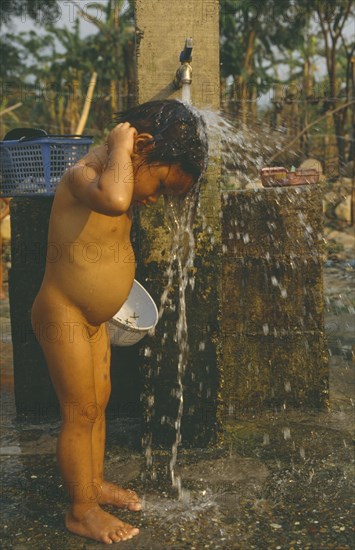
[0,262,354,549]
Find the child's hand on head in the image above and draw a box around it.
[107,123,138,156]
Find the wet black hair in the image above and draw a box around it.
[115,100,208,181]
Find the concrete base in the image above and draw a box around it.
[9,198,58,421]
[220,186,329,414]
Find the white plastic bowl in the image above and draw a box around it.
[108,279,158,347]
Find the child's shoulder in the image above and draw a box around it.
[76,144,108,170]
[60,145,107,194]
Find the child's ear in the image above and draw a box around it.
[134,133,155,155]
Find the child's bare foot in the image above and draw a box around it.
[99,481,142,511]
[66,505,139,544]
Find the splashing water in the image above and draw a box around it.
[200,109,288,188]
[142,103,296,497]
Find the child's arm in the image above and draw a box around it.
[66,123,137,215]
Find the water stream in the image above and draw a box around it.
[181,82,192,105]
[143,187,199,498]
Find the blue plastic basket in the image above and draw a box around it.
[0,135,93,196]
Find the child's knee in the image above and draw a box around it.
[61,401,103,425]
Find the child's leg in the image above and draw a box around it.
[90,325,141,511]
[31,296,139,544]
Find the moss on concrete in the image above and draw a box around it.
[220,186,329,413]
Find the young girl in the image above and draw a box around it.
[31,100,208,544]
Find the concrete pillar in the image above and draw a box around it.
[221,186,329,414]
[134,0,222,446]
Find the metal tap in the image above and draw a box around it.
[173,38,193,88]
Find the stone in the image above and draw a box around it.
[299,158,323,176]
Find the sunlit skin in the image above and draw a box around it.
[0,198,10,300]
[31,123,194,544]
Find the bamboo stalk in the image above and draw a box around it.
[0,102,22,117]
[75,72,98,135]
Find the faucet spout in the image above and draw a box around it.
[173,38,193,89]
[177,63,192,85]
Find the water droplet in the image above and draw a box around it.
[263,434,270,445]
[263,324,269,335]
[147,395,154,407]
[282,427,291,440]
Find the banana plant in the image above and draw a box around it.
[73,0,135,115]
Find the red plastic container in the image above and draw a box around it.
[261,167,319,187]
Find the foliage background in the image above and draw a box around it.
[0,0,354,174]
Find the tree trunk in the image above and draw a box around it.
[333,111,347,169]
[240,29,256,126]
